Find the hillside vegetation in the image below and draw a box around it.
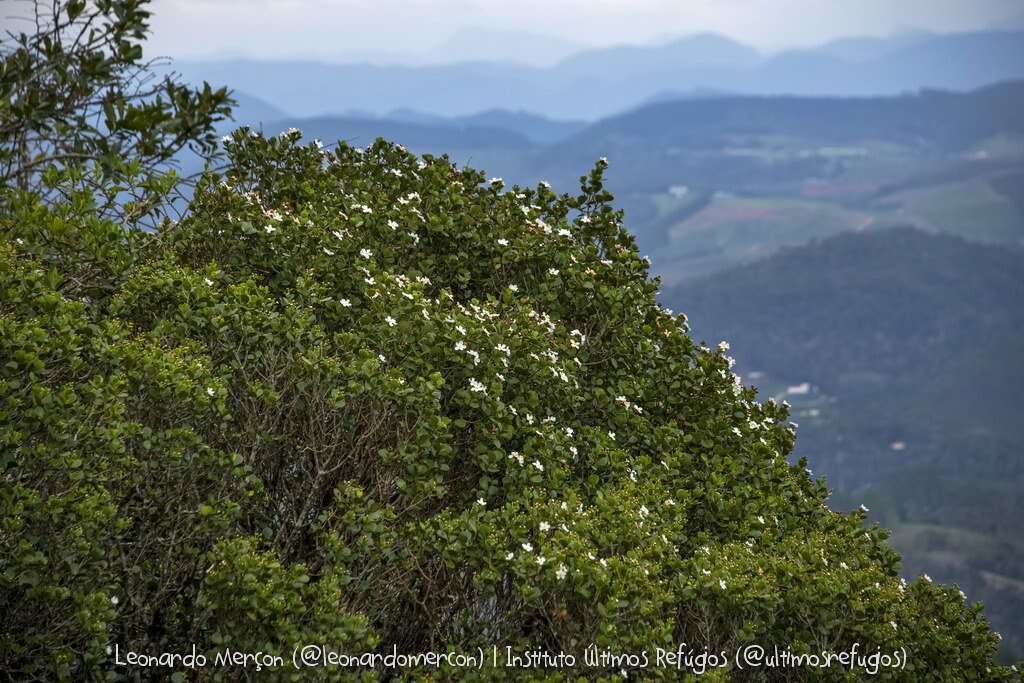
[668,227,1024,659]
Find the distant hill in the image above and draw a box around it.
[670,227,1024,436]
[664,227,1024,659]
[815,30,936,62]
[385,108,586,144]
[525,81,1024,207]
[558,80,1024,153]
[453,109,586,144]
[173,30,1024,119]
[554,32,762,79]
[222,91,290,128]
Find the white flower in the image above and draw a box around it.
[548,268,559,275]
[281,127,300,137]
[378,354,386,363]
[110,596,119,605]
[639,505,649,517]
[539,180,551,188]
[497,238,508,246]
[204,278,213,286]
[387,219,398,229]
[313,139,324,149]
[539,522,551,532]
[323,248,335,256]
[340,299,351,307]
[558,229,570,237]
[522,542,533,552]
[555,564,567,580]
[364,276,375,285]
[564,427,574,437]
[206,387,215,396]
[221,135,231,143]
[599,558,607,567]
[360,248,372,259]
[496,344,510,355]
[477,498,486,505]
[922,573,932,583]
[467,350,480,365]
[455,340,466,351]
[756,516,764,524]
[598,156,608,164]
[890,621,898,630]
[718,341,730,352]
[532,460,544,471]
[469,378,487,394]
[579,215,591,224]
[506,552,514,560]
[719,579,727,590]
[508,284,519,292]
[536,556,547,566]
[489,177,503,184]
[456,325,466,335]
[608,431,615,440]
[385,316,397,327]
[665,499,674,506]
[859,504,870,513]
[264,225,276,233]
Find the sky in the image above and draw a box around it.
[1,0,1019,65]
[138,0,1024,65]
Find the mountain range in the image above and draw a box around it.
[176,29,1024,120]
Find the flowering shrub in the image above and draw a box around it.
[0,130,1014,680]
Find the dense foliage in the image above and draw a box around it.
[0,129,1015,680]
[0,0,233,227]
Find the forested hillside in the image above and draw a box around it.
[668,227,1024,659]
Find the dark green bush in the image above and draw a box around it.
[0,131,1014,680]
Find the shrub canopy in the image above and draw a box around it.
[0,131,1013,680]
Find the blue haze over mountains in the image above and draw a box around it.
[175,30,1024,120]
